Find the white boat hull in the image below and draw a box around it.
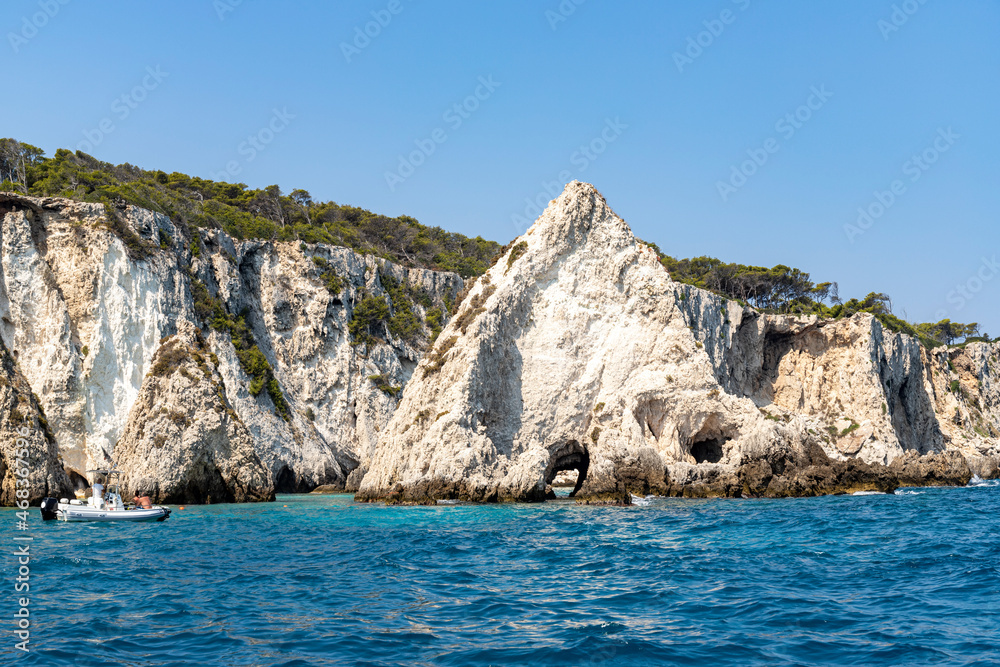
[57,505,170,522]
[41,498,171,522]
[40,470,171,523]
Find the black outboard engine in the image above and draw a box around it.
[39,497,59,521]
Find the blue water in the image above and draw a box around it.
[3,484,999,666]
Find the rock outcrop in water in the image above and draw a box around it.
[0,193,460,504]
[112,322,275,503]
[357,182,1000,504]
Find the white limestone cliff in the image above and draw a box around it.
[2,183,995,506]
[113,322,273,503]
[358,182,999,503]
[0,193,461,503]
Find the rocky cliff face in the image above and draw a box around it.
[0,193,461,504]
[0,335,72,505]
[357,182,999,504]
[4,185,995,506]
[113,322,274,503]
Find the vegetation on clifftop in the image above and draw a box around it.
[1,139,985,349]
[0,139,499,277]
[646,243,986,347]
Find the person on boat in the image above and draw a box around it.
[92,482,104,508]
[133,491,152,509]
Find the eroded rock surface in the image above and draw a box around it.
[358,182,1000,504]
[0,193,460,504]
[0,336,72,505]
[3,184,996,506]
[113,324,274,503]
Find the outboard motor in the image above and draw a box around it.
[39,497,59,521]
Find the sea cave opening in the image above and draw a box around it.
[274,465,298,493]
[690,437,725,464]
[544,443,590,498]
[67,469,89,492]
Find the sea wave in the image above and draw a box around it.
[968,474,1000,488]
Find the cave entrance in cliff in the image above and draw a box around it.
[544,442,590,498]
[274,465,299,493]
[690,438,725,464]
[688,415,732,464]
[67,469,89,493]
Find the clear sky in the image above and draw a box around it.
[3,0,998,334]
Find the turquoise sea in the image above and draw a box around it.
[3,483,999,666]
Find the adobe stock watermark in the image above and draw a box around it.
[843,127,958,244]
[716,85,833,202]
[546,0,586,31]
[7,0,71,53]
[341,0,413,63]
[878,0,930,41]
[673,0,751,73]
[213,0,242,21]
[76,66,169,154]
[11,420,34,653]
[510,117,627,233]
[212,108,295,182]
[384,76,501,192]
[933,255,999,320]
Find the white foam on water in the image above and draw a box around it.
[895,490,925,495]
[968,474,999,488]
[852,491,887,496]
[630,494,655,506]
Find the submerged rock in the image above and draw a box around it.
[358,182,1000,504]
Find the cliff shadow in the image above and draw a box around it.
[881,357,943,454]
[718,313,797,405]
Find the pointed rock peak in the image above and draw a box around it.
[523,181,636,253]
[561,180,604,202]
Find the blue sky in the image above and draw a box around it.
[3,0,998,334]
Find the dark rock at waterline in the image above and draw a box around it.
[356,478,551,506]
[573,448,669,505]
[966,455,1000,480]
[656,442,899,499]
[888,450,972,487]
[310,484,349,494]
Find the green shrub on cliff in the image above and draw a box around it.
[348,295,391,347]
[425,307,444,343]
[368,374,402,397]
[347,273,443,348]
[380,274,426,343]
[506,241,528,273]
[190,276,289,421]
[8,142,500,277]
[311,256,344,295]
[655,250,984,347]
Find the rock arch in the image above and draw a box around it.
[544,440,590,497]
